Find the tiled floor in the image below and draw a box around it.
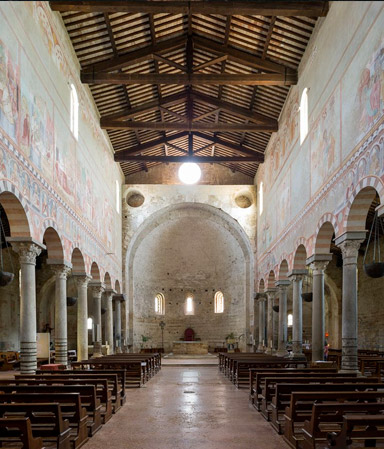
[82,366,289,449]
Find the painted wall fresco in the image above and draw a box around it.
[0,1,123,281]
[256,2,384,281]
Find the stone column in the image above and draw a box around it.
[336,234,365,372]
[74,275,91,362]
[114,295,122,353]
[289,270,307,359]
[10,240,44,374]
[255,293,267,352]
[309,259,330,362]
[104,289,115,355]
[276,280,290,357]
[91,283,105,357]
[50,263,71,366]
[264,289,277,354]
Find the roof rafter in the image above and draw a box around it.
[114,155,262,163]
[50,1,329,17]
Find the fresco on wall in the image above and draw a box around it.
[278,174,290,233]
[55,125,76,206]
[0,40,19,142]
[310,88,340,194]
[357,41,384,135]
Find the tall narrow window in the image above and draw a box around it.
[155,293,165,315]
[300,88,308,144]
[87,317,93,330]
[259,182,264,216]
[214,291,224,313]
[116,180,120,213]
[287,313,293,327]
[70,83,79,140]
[185,296,194,315]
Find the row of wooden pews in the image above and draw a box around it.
[220,352,384,449]
[219,352,308,388]
[0,352,161,449]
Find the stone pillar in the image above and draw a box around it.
[74,275,91,362]
[50,263,71,366]
[91,283,105,357]
[255,293,267,352]
[289,270,307,359]
[309,259,330,362]
[104,289,115,355]
[264,289,277,354]
[276,280,290,357]
[114,295,122,353]
[10,240,44,374]
[336,234,365,373]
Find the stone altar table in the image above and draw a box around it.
[172,341,209,355]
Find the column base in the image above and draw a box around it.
[93,342,103,358]
[290,352,307,361]
[264,347,276,355]
[256,344,266,353]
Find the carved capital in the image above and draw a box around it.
[310,260,330,275]
[338,239,364,265]
[91,282,105,297]
[255,292,267,301]
[74,275,91,289]
[12,242,42,265]
[51,264,72,280]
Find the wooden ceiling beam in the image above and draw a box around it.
[82,35,186,73]
[193,132,264,159]
[193,35,296,75]
[114,155,262,163]
[82,72,297,86]
[100,91,187,124]
[191,91,277,127]
[193,55,228,72]
[153,53,187,72]
[102,121,277,132]
[50,1,329,17]
[114,131,189,160]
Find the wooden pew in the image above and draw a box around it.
[0,392,88,449]
[267,380,383,431]
[13,377,112,425]
[0,384,102,437]
[32,371,123,413]
[0,417,43,449]
[0,402,71,449]
[302,403,384,449]
[249,367,338,405]
[251,371,355,410]
[327,414,384,449]
[283,390,384,448]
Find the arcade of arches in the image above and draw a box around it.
[0,1,384,442]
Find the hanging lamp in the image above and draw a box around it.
[301,269,313,302]
[363,210,384,278]
[0,208,15,287]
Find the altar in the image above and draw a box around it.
[172,341,209,355]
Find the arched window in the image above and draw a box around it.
[155,293,165,315]
[185,296,194,315]
[70,83,79,140]
[87,317,93,330]
[287,313,293,327]
[299,88,308,145]
[259,182,264,216]
[214,291,224,313]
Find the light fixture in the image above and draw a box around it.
[178,163,201,185]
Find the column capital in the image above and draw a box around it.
[275,280,290,289]
[9,239,45,265]
[254,292,267,301]
[73,273,92,288]
[338,239,364,265]
[104,288,116,297]
[310,260,330,274]
[288,269,308,280]
[50,263,72,280]
[90,282,105,296]
[113,293,127,302]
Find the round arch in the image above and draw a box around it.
[266,270,276,290]
[125,202,255,348]
[90,262,100,282]
[278,259,289,281]
[114,280,121,294]
[293,244,308,270]
[104,272,112,289]
[71,248,85,273]
[314,220,336,255]
[0,190,31,237]
[43,227,64,261]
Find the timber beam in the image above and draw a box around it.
[114,155,263,163]
[102,121,277,132]
[50,1,329,17]
[81,72,297,86]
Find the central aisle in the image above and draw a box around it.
[83,366,289,449]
